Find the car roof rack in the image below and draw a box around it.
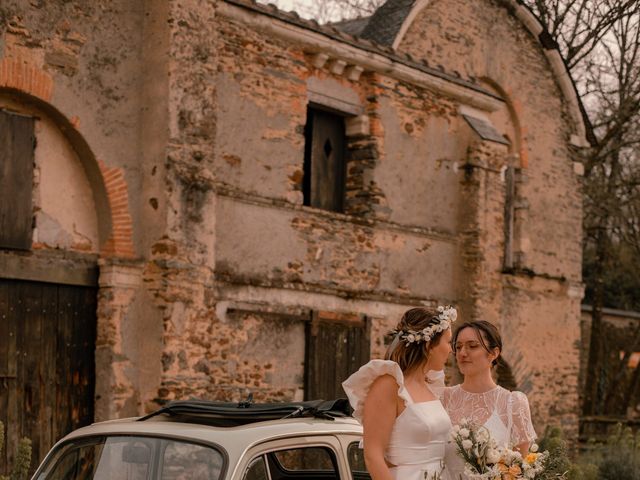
[137,397,353,427]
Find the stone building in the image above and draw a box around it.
[0,0,589,467]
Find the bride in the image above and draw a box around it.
[434,320,537,479]
[342,306,457,480]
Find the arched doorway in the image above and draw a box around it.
[0,92,105,473]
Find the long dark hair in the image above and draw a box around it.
[385,307,448,373]
[452,320,502,366]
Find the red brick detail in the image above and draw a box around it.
[0,57,53,101]
[98,160,136,258]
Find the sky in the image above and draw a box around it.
[257,0,319,19]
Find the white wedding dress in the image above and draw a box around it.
[342,360,453,480]
[428,379,537,480]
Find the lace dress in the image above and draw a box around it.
[342,360,453,480]
[438,384,537,480]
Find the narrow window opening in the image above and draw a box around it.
[303,106,347,213]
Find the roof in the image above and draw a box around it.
[138,399,354,427]
[224,0,495,98]
[331,16,371,37]
[61,415,362,447]
[360,0,415,45]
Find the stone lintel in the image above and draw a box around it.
[345,115,370,137]
[98,259,144,288]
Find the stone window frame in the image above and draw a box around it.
[302,79,375,218]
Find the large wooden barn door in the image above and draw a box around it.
[0,278,97,474]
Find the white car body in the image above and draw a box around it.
[32,409,367,480]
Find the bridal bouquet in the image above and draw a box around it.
[451,418,550,479]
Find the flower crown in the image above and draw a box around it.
[391,305,457,345]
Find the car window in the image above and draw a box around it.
[161,440,224,480]
[267,447,340,479]
[243,456,269,480]
[35,436,224,480]
[347,442,370,480]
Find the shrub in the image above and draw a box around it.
[0,422,32,480]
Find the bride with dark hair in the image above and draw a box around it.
[342,306,457,480]
[433,320,537,480]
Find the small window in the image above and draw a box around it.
[266,446,340,479]
[303,107,346,212]
[243,456,269,480]
[273,447,335,471]
[161,440,224,480]
[0,109,35,250]
[347,442,371,480]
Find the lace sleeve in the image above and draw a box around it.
[510,391,537,446]
[426,370,446,400]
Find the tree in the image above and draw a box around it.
[522,0,640,416]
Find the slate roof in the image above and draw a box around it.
[331,16,371,37]
[360,0,416,45]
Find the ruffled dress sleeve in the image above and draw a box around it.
[510,391,537,446]
[341,359,412,423]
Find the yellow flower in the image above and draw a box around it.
[499,464,522,480]
[525,453,539,464]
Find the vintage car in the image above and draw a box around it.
[32,399,370,480]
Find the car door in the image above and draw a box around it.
[336,434,371,480]
[234,435,349,480]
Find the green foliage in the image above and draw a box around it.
[536,424,640,480]
[0,421,32,480]
[537,426,573,479]
[595,424,640,480]
[583,242,640,311]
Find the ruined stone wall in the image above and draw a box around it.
[0,0,166,419]
[0,0,585,442]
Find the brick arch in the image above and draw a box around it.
[0,57,53,101]
[97,161,135,258]
[0,57,135,258]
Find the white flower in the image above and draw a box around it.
[459,428,470,438]
[530,443,539,453]
[460,417,468,425]
[525,469,536,479]
[448,308,457,322]
[437,306,445,313]
[452,424,461,434]
[406,334,415,343]
[486,448,501,464]
[461,439,473,451]
[475,428,489,443]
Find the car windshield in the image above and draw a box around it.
[34,435,225,480]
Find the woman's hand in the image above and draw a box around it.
[363,375,400,480]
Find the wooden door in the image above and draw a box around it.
[0,109,35,250]
[305,311,370,400]
[0,278,97,474]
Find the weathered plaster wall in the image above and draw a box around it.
[0,93,99,252]
[397,0,584,437]
[398,0,582,279]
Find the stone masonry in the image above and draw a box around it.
[0,0,588,449]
